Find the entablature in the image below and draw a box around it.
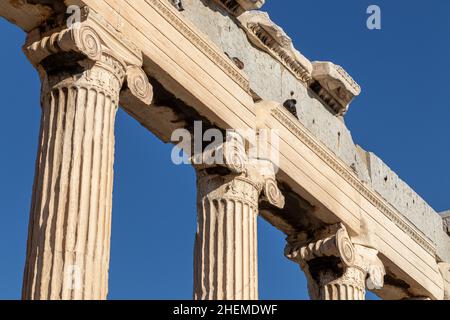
[0,0,448,300]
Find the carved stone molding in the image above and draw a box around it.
[238,11,313,84]
[212,0,265,16]
[271,106,436,255]
[311,62,361,116]
[124,66,154,105]
[147,0,250,92]
[285,224,385,300]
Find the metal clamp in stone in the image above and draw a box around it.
[311,61,361,116]
[23,6,153,105]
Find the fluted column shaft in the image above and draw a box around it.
[194,172,260,300]
[22,53,126,300]
[192,132,285,301]
[21,7,153,300]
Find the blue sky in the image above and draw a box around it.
[0,1,449,300]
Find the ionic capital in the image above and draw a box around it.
[194,132,285,209]
[285,224,385,300]
[353,245,386,291]
[23,6,153,104]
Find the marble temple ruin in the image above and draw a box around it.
[0,0,449,300]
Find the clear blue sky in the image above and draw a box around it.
[0,1,449,300]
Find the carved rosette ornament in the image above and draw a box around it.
[194,133,285,300]
[22,7,152,300]
[285,225,385,300]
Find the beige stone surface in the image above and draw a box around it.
[194,133,284,300]
[212,0,265,16]
[311,61,361,115]
[21,7,152,300]
[266,106,443,299]
[443,212,450,236]
[195,172,261,300]
[238,11,313,84]
[0,0,447,301]
[438,263,450,300]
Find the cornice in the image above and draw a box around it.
[311,61,361,115]
[238,11,313,84]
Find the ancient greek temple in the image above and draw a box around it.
[0,0,449,300]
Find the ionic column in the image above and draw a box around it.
[285,224,385,300]
[193,134,285,300]
[22,8,152,300]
